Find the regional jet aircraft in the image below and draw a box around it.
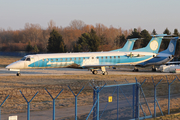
[6,34,167,76]
[134,36,179,71]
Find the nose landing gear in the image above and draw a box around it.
[17,72,21,76]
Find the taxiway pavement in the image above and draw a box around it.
[0,67,178,76]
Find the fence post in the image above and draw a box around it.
[166,76,176,115]
[154,82,156,118]
[45,88,63,120]
[132,84,135,118]
[135,77,139,119]
[68,86,84,120]
[93,89,96,120]
[117,86,119,120]
[0,95,9,120]
[20,90,38,120]
[96,89,99,120]
[152,77,163,118]
[89,82,106,120]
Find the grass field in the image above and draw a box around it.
[147,113,180,120]
[1,56,180,119]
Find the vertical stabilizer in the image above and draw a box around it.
[133,34,167,53]
[111,38,138,52]
[160,37,179,55]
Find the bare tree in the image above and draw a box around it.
[69,19,86,30]
[48,20,56,32]
[24,23,42,45]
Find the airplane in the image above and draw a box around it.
[133,36,179,71]
[5,34,167,76]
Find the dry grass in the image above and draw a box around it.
[147,113,180,120]
[0,75,180,115]
[1,56,180,119]
[0,56,21,68]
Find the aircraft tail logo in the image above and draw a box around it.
[160,37,179,55]
[133,34,167,53]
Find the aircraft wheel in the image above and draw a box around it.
[17,73,21,76]
[112,67,116,69]
[152,68,156,72]
[92,70,98,75]
[133,68,139,72]
[102,71,108,75]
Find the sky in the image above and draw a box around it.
[0,0,180,34]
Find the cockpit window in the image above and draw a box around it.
[21,57,26,61]
[26,58,31,61]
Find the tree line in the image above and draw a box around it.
[0,20,179,56]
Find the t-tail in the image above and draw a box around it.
[133,34,167,53]
[159,36,179,55]
[111,38,139,52]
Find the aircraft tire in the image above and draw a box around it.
[152,68,156,72]
[17,73,21,76]
[133,69,139,72]
[92,70,98,75]
[102,71,108,75]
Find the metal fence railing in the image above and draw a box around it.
[0,76,180,120]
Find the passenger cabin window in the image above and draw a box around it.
[26,58,31,61]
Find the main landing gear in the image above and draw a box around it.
[92,69,98,75]
[152,66,157,72]
[90,66,108,75]
[133,67,139,72]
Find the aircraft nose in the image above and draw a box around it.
[5,65,10,69]
[5,63,16,69]
[5,61,24,69]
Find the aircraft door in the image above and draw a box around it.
[117,56,120,63]
[90,56,99,65]
[32,55,39,67]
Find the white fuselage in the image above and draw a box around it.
[6,51,156,71]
